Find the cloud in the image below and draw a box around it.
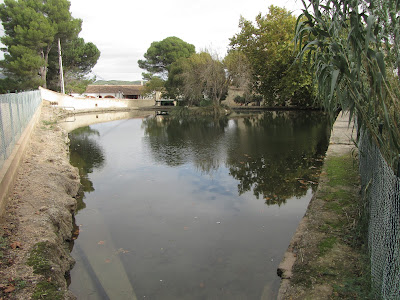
[69,0,304,81]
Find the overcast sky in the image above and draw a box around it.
[68,0,304,81]
[0,0,304,81]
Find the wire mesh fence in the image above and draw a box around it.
[359,128,400,299]
[0,90,42,169]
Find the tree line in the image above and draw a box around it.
[0,0,100,94]
[138,6,316,108]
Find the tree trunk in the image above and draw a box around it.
[39,47,51,88]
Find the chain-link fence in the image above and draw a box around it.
[0,90,42,169]
[359,128,400,299]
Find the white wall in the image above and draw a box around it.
[39,87,154,110]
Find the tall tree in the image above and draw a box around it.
[169,51,229,106]
[47,37,100,93]
[0,0,86,90]
[230,5,314,106]
[138,36,195,80]
[224,50,253,103]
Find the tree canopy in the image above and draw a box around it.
[229,5,314,106]
[0,0,99,92]
[167,51,229,106]
[138,36,195,80]
[47,37,100,93]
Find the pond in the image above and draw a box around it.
[67,111,330,300]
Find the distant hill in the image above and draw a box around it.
[93,80,144,86]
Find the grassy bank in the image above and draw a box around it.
[280,151,374,299]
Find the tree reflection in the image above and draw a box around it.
[142,116,229,173]
[226,112,330,205]
[142,111,330,206]
[69,126,105,211]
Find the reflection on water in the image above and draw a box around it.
[68,111,330,300]
[69,126,105,211]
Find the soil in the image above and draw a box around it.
[0,106,80,299]
[277,113,372,299]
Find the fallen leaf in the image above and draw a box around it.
[116,248,129,254]
[4,285,15,293]
[105,259,111,263]
[298,179,308,185]
[10,242,21,249]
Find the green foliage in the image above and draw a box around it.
[233,94,263,105]
[138,36,195,79]
[47,37,100,92]
[229,5,315,107]
[0,0,98,92]
[142,75,165,97]
[64,76,95,95]
[295,0,400,172]
[0,236,7,259]
[0,77,20,93]
[224,50,253,100]
[32,281,63,300]
[168,51,229,106]
[27,242,53,275]
[234,95,246,104]
[318,237,337,256]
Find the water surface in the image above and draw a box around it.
[68,111,330,299]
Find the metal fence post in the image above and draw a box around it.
[8,99,15,146]
[0,108,6,161]
[397,154,400,178]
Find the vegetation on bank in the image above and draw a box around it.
[296,0,400,173]
[27,242,64,300]
[289,153,373,299]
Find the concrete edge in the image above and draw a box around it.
[0,102,43,217]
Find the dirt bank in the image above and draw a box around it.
[0,106,80,299]
[277,113,372,299]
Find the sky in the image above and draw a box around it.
[0,0,305,82]
[67,0,304,81]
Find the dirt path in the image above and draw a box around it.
[0,106,80,299]
[277,113,372,299]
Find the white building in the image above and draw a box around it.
[82,85,145,99]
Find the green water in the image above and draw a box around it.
[68,111,330,300]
